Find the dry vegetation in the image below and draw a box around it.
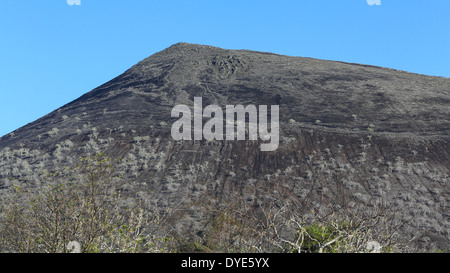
[0,153,173,253]
[0,130,447,253]
[0,150,411,253]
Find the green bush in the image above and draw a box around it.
[0,153,172,253]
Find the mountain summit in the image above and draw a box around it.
[0,43,449,251]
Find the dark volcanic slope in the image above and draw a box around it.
[1,43,449,250]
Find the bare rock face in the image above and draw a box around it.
[0,43,449,251]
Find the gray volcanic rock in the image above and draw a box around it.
[0,43,449,251]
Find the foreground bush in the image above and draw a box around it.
[0,153,172,253]
[0,152,416,253]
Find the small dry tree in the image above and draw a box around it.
[0,153,172,253]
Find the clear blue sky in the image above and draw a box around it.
[1,0,449,137]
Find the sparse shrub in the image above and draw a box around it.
[367,123,375,132]
[163,180,407,254]
[48,127,59,137]
[0,153,172,253]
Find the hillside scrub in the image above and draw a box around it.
[0,153,173,253]
[0,153,418,253]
